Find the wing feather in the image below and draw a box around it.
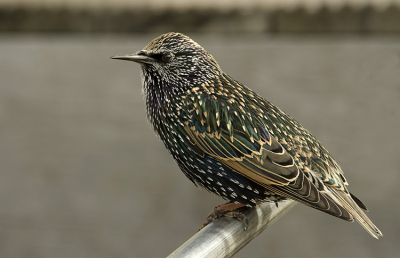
[177,76,381,238]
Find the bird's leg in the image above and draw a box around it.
[199,201,249,231]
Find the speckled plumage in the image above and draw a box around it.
[112,32,382,238]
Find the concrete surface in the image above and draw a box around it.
[1,1,400,33]
[0,33,399,257]
[0,0,398,10]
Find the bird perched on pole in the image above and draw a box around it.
[111,32,382,239]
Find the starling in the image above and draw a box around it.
[112,32,382,239]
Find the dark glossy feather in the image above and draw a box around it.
[113,32,382,239]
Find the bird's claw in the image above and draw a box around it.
[199,202,249,231]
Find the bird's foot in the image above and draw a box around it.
[199,201,249,231]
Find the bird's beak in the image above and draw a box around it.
[110,54,155,64]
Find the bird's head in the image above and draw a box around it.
[112,32,221,94]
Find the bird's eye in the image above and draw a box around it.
[147,52,174,62]
[162,52,174,62]
[136,50,147,56]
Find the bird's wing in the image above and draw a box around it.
[176,82,382,238]
[177,91,352,220]
[183,120,355,220]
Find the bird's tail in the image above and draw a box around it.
[330,189,383,239]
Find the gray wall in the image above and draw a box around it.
[0,34,399,257]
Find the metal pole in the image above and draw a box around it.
[167,200,296,258]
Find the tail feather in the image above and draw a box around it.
[330,190,383,239]
[265,170,382,239]
[350,192,368,211]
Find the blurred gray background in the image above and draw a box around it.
[1,0,399,257]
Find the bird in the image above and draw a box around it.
[111,32,382,239]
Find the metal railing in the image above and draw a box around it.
[167,200,296,258]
